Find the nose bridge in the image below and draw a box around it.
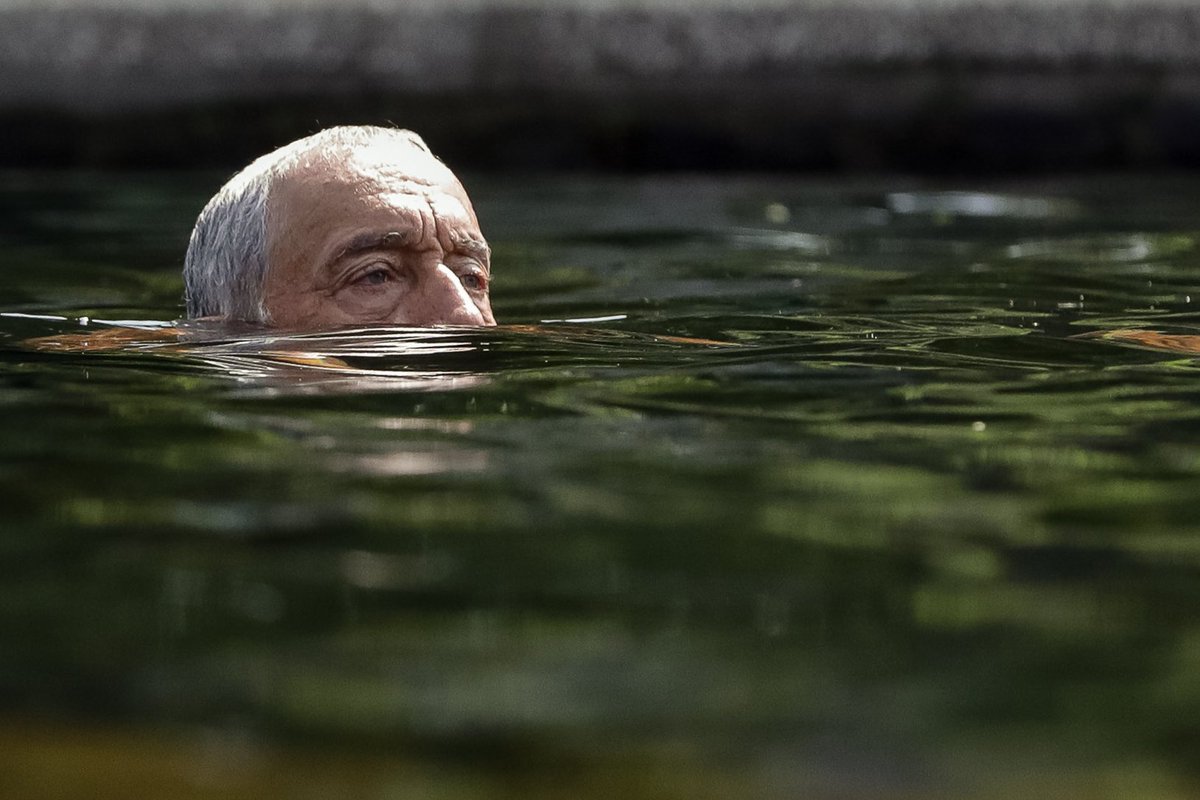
[415,263,484,326]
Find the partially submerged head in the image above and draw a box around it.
[184,126,494,328]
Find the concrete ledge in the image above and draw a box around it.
[6,2,1200,170]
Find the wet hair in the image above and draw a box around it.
[183,125,431,322]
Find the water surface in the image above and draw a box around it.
[3,172,1200,798]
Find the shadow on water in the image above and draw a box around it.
[7,175,1200,798]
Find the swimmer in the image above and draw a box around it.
[186,125,495,328]
[27,126,494,358]
[25,126,725,359]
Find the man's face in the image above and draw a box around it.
[262,142,495,329]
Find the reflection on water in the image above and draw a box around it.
[4,175,1200,798]
[20,320,732,397]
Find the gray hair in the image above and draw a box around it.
[183,125,430,322]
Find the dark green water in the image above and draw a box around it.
[3,172,1200,799]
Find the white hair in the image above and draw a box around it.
[183,125,430,322]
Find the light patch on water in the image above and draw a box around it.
[376,417,475,433]
[228,371,491,398]
[730,228,832,254]
[539,314,629,324]
[333,450,490,477]
[0,312,69,321]
[1003,233,1192,263]
[887,191,1077,220]
[764,202,791,225]
[91,318,176,329]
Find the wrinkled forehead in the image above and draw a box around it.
[307,137,475,219]
[266,138,482,250]
[347,140,464,196]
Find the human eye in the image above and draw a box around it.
[351,263,395,289]
[457,266,488,294]
[461,273,485,292]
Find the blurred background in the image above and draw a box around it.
[6,0,1200,174]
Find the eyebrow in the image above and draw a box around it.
[329,230,491,266]
[454,237,492,263]
[330,231,416,264]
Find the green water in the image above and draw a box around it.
[3,173,1200,799]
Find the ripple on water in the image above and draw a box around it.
[4,176,1200,798]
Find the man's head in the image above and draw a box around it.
[184,126,494,328]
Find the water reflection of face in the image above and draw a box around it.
[263,141,496,329]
